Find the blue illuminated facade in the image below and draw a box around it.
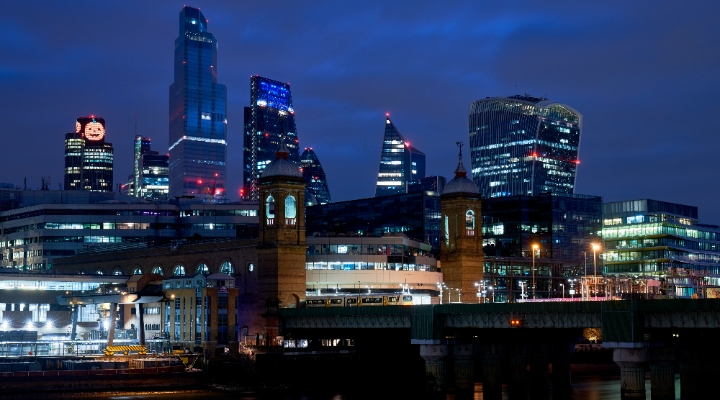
[243,76,300,201]
[469,95,581,198]
[374,116,425,197]
[168,6,227,201]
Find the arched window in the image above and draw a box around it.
[152,266,163,275]
[266,195,275,225]
[196,263,209,275]
[248,263,254,272]
[466,210,475,236]
[220,261,233,275]
[112,267,123,276]
[444,215,449,247]
[133,267,142,275]
[173,265,186,276]
[285,195,297,225]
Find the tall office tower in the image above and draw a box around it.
[64,116,114,192]
[243,76,300,201]
[168,6,227,201]
[374,115,425,197]
[132,136,152,196]
[132,136,169,200]
[469,95,581,198]
[299,147,331,205]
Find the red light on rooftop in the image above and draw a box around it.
[532,153,538,157]
[198,180,203,184]
[214,173,218,177]
[575,160,580,164]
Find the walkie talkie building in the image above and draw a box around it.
[469,95,581,198]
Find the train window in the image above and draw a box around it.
[330,299,343,305]
[362,297,383,304]
[346,298,357,304]
[403,295,413,302]
[307,299,325,305]
[387,297,398,302]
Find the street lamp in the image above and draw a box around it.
[560,283,565,299]
[436,282,443,304]
[474,282,481,303]
[532,244,539,300]
[488,286,495,303]
[593,243,600,299]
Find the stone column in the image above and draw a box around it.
[453,344,476,393]
[649,347,674,400]
[419,344,448,392]
[135,303,145,345]
[551,342,573,400]
[613,347,649,399]
[480,344,504,400]
[506,343,528,400]
[107,302,118,347]
[529,344,551,400]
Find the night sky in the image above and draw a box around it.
[2,2,720,221]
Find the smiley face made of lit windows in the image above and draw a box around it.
[84,121,105,141]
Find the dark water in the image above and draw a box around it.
[78,375,682,400]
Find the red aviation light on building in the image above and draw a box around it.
[198,180,203,184]
[214,173,218,177]
[532,153,538,158]
[575,160,580,164]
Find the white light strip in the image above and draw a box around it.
[169,136,227,151]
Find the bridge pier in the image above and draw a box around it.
[649,347,674,400]
[551,342,573,400]
[529,343,551,400]
[506,343,528,400]
[419,344,448,392]
[612,346,649,399]
[453,344,476,393]
[480,344,504,400]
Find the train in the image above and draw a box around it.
[306,293,413,307]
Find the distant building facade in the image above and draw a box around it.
[64,116,114,192]
[133,136,169,201]
[300,148,331,205]
[374,115,425,197]
[407,176,446,195]
[168,6,228,200]
[469,95,581,198]
[243,76,300,201]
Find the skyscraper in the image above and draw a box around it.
[64,116,113,192]
[168,6,227,201]
[468,95,581,198]
[374,115,425,197]
[243,76,300,201]
[300,147,331,205]
[133,136,169,200]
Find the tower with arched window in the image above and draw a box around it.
[440,143,484,303]
[256,138,307,316]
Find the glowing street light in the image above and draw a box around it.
[532,244,539,300]
[593,243,601,298]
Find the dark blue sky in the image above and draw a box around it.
[2,2,720,221]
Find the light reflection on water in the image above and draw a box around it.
[101,375,681,400]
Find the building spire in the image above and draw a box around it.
[455,141,467,178]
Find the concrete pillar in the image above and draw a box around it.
[529,344,551,400]
[551,342,573,400]
[107,302,118,347]
[70,305,79,341]
[613,347,649,399]
[649,347,674,400]
[480,344,504,400]
[419,344,448,392]
[453,344,475,393]
[506,344,528,400]
[135,303,145,345]
[679,358,703,399]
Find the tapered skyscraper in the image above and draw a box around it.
[300,148,331,205]
[169,6,227,200]
[469,95,581,198]
[243,76,300,200]
[374,115,425,197]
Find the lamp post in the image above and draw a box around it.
[456,288,462,303]
[592,243,600,299]
[474,282,481,303]
[437,282,443,304]
[488,286,495,303]
[532,244,539,300]
[560,283,565,299]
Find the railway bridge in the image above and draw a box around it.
[280,299,720,399]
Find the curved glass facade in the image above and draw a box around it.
[168,6,227,201]
[469,95,581,198]
[300,148,332,205]
[375,116,425,197]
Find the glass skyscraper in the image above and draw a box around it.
[374,115,425,197]
[469,95,581,198]
[300,148,331,205]
[64,116,113,192]
[168,6,227,201]
[133,136,169,201]
[243,76,300,201]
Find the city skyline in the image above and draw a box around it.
[2,2,720,221]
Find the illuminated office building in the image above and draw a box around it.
[243,76,300,200]
[133,136,169,201]
[168,6,227,201]
[300,148,331,205]
[469,95,581,198]
[64,116,114,192]
[374,115,425,197]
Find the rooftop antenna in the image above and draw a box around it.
[456,141,463,158]
[24,178,26,190]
